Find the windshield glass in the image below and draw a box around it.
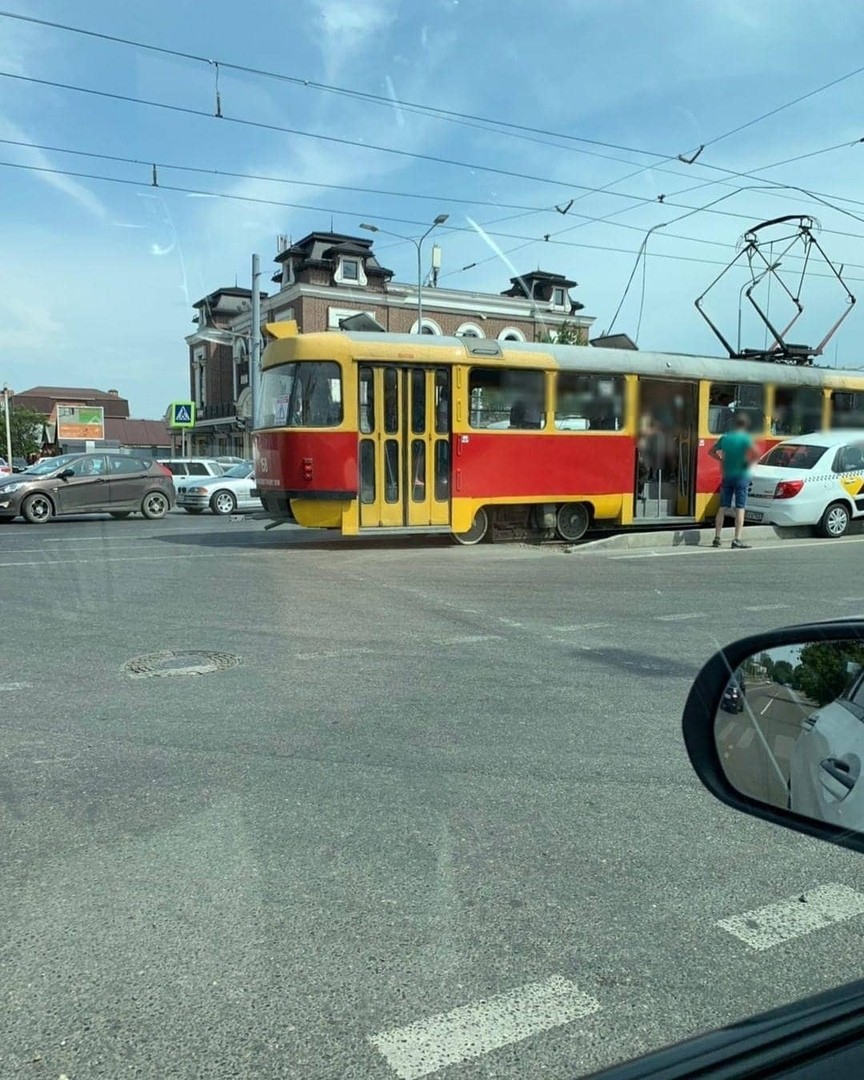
[23,453,81,476]
[4,4,864,1079]
[257,362,343,428]
[761,444,828,470]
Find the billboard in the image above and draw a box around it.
[54,405,105,441]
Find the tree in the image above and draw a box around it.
[0,402,43,460]
[539,321,587,346]
[771,660,794,686]
[794,642,864,706]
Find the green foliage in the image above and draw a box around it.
[539,321,586,346]
[793,642,864,706]
[771,660,794,685]
[0,403,43,460]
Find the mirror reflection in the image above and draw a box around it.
[715,639,864,832]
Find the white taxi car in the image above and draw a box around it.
[746,429,864,537]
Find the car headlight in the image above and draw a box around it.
[0,482,23,493]
[187,486,208,494]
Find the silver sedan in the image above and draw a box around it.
[176,462,261,515]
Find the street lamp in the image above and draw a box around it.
[361,214,449,334]
[2,384,12,468]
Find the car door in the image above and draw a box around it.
[832,440,864,515]
[234,466,257,508]
[107,454,150,509]
[789,674,864,831]
[53,455,110,514]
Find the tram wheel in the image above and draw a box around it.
[451,507,489,546]
[556,502,590,542]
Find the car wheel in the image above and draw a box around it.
[21,492,53,524]
[819,501,850,538]
[451,507,489,546]
[183,507,204,515]
[210,490,236,515]
[141,491,169,520]
[109,511,132,520]
[556,503,590,542]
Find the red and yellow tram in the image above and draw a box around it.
[253,322,864,543]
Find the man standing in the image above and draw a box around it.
[709,413,758,549]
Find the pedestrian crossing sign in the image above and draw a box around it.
[169,401,196,428]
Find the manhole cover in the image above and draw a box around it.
[123,650,240,678]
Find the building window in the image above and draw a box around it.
[334,256,367,286]
[456,322,485,339]
[498,327,526,342]
[555,373,625,432]
[342,259,359,281]
[468,367,546,430]
[410,318,442,335]
[553,287,566,307]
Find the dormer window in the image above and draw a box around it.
[342,259,359,281]
[282,259,295,287]
[553,287,566,308]
[334,254,367,286]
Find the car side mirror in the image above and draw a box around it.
[57,468,74,480]
[683,619,864,854]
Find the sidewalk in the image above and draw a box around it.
[569,523,814,553]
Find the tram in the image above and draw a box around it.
[252,321,864,544]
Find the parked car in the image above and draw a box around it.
[11,457,27,473]
[746,429,864,537]
[0,456,10,477]
[176,461,260,515]
[0,452,174,523]
[157,458,227,494]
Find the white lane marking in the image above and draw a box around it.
[432,634,502,646]
[294,647,375,660]
[0,682,32,691]
[717,884,864,950]
[0,542,163,555]
[496,617,524,628]
[550,623,613,632]
[655,612,707,622]
[744,604,790,611]
[760,700,773,715]
[0,553,236,567]
[736,728,755,750]
[369,976,599,1080]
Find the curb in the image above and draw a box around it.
[568,524,814,553]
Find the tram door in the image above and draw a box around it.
[358,365,451,528]
[635,378,699,519]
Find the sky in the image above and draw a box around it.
[2,0,864,417]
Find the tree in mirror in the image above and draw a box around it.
[716,640,864,833]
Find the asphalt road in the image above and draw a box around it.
[3,513,864,1080]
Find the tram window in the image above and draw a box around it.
[773,387,823,436]
[831,391,864,429]
[555,372,624,432]
[384,440,399,502]
[359,440,375,504]
[468,367,546,429]
[709,382,766,434]
[411,440,426,501]
[257,361,343,428]
[434,369,450,433]
[434,440,449,501]
[359,367,374,434]
[411,369,426,434]
[384,369,399,434]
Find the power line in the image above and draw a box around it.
[4,156,864,284]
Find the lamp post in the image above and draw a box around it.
[360,215,448,334]
[2,384,12,468]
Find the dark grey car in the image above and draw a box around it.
[0,452,175,524]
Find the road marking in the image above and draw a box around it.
[0,681,32,691]
[744,604,790,611]
[550,622,613,632]
[0,542,163,555]
[655,612,707,622]
[717,884,864,950]
[294,646,375,660]
[369,976,599,1080]
[432,634,502,646]
[736,728,755,749]
[760,700,773,715]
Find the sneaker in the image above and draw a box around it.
[731,539,751,549]
[711,536,722,548]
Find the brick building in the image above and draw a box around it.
[184,231,594,456]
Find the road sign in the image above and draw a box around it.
[169,401,196,428]
[54,405,104,440]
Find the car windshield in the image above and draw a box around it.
[23,453,82,476]
[4,4,864,1080]
[760,443,829,470]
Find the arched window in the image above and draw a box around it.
[410,318,442,335]
[456,322,485,339]
[498,327,526,342]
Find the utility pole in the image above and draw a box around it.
[360,216,448,333]
[2,385,12,467]
[251,253,261,435]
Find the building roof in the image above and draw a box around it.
[16,385,122,399]
[13,386,130,419]
[104,418,173,447]
[273,231,393,280]
[501,270,579,298]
